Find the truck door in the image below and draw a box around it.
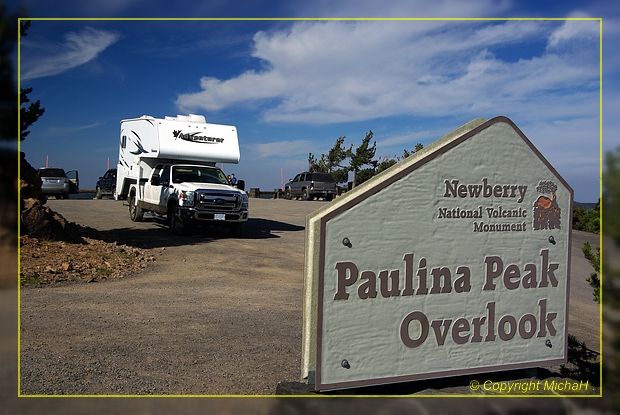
[158,165,172,206]
[144,165,164,205]
[144,165,172,212]
[290,173,301,196]
[66,170,79,194]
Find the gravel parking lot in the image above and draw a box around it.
[20,197,322,395]
[11,197,602,403]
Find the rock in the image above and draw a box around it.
[20,199,68,240]
[19,153,45,206]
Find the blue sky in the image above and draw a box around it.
[11,0,615,203]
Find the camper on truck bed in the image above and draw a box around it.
[115,114,248,237]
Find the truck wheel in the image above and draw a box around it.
[170,207,185,236]
[228,223,245,238]
[129,194,143,222]
[95,186,102,199]
[326,194,334,201]
[285,189,291,200]
[302,189,309,201]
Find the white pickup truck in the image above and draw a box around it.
[115,114,249,236]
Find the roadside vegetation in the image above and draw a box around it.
[562,146,620,398]
[602,147,620,407]
[308,131,424,188]
[573,200,600,234]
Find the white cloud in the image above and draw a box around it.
[176,20,599,126]
[44,122,104,137]
[21,27,121,80]
[547,19,600,49]
[249,139,315,159]
[373,129,441,157]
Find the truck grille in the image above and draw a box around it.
[196,190,239,212]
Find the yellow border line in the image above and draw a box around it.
[598,17,604,397]
[17,19,22,399]
[16,16,603,399]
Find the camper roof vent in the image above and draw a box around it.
[188,114,206,123]
[165,114,207,123]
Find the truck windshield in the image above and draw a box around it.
[172,166,229,185]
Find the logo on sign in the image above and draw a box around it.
[533,180,561,230]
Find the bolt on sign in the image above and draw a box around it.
[301,116,573,392]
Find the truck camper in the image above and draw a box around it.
[115,114,248,236]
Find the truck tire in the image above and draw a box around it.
[95,186,102,199]
[129,194,143,222]
[285,189,291,200]
[302,188,309,201]
[170,206,185,236]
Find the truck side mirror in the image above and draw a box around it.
[237,180,245,191]
[150,174,161,186]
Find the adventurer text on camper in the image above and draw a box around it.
[173,130,224,144]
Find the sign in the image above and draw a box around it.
[301,116,573,391]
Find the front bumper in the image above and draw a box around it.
[177,207,249,222]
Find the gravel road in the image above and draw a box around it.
[20,197,323,395]
[5,196,604,411]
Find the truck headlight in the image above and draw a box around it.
[179,190,194,206]
[241,194,249,209]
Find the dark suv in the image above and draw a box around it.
[95,169,116,199]
[285,172,337,201]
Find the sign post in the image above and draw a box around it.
[301,116,573,391]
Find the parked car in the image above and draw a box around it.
[285,172,337,201]
[38,168,73,199]
[95,168,117,199]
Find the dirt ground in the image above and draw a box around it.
[0,196,611,414]
[19,197,318,395]
[19,234,152,285]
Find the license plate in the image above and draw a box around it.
[214,213,226,220]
